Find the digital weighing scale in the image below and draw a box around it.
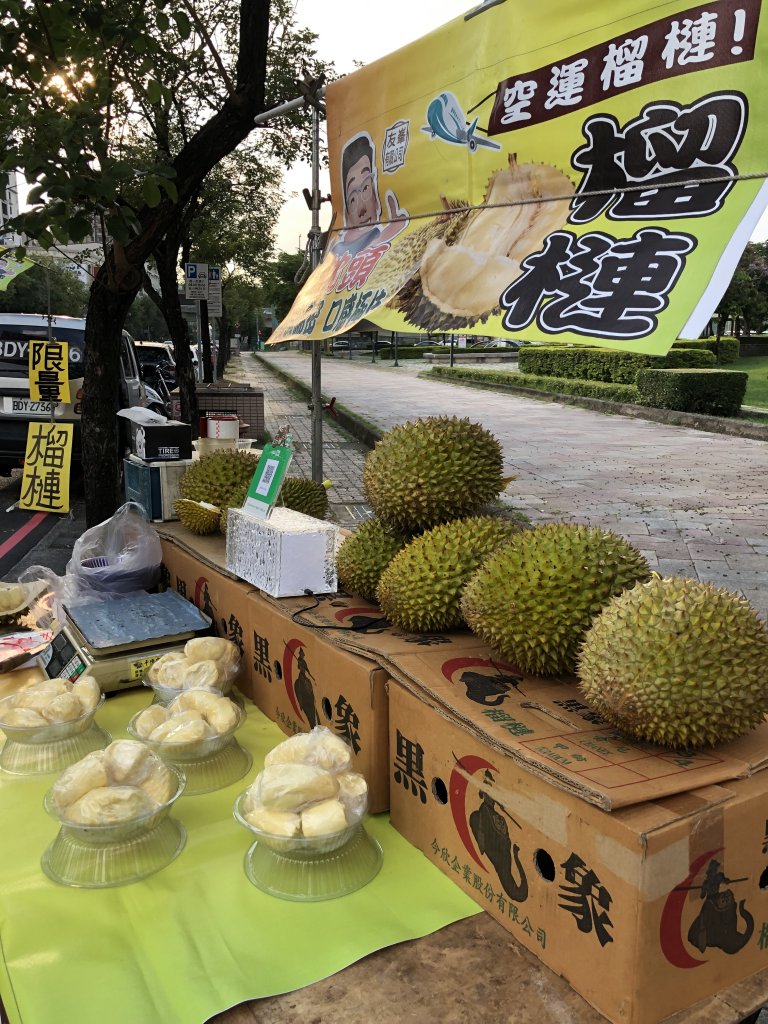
[38,590,213,693]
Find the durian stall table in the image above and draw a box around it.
[156,523,768,1024]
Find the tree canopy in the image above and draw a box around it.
[0,0,330,523]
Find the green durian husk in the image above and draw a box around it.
[337,517,411,603]
[363,416,505,534]
[377,516,523,633]
[578,576,768,750]
[461,523,651,676]
[175,499,222,536]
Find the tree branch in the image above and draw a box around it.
[177,0,235,97]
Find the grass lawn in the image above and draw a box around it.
[728,355,768,408]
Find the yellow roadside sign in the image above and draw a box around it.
[19,422,74,513]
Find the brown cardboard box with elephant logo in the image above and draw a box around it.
[388,676,768,1024]
[243,590,390,812]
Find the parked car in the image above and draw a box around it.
[469,338,526,351]
[0,313,149,475]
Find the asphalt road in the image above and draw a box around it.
[0,470,67,579]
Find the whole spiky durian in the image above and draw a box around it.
[179,449,258,508]
[578,577,768,749]
[461,523,651,675]
[363,417,505,533]
[377,516,522,633]
[278,477,331,520]
[218,484,250,536]
[174,499,221,535]
[337,518,410,602]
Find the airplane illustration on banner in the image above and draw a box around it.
[421,92,502,153]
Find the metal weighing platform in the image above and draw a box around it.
[40,590,212,692]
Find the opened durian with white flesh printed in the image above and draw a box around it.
[242,726,368,839]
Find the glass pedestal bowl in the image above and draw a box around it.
[0,693,110,776]
[127,703,251,796]
[233,792,383,902]
[143,660,241,707]
[41,764,186,888]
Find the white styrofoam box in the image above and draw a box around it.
[226,506,339,597]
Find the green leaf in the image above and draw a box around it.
[146,79,162,104]
[142,177,162,208]
[155,10,169,32]
[106,215,130,245]
[158,177,177,201]
[173,11,192,39]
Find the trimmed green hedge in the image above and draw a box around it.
[635,369,748,416]
[672,338,740,364]
[427,366,638,403]
[518,345,715,383]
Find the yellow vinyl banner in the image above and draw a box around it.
[19,422,74,513]
[270,0,768,353]
[28,339,71,404]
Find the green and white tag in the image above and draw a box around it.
[242,442,293,520]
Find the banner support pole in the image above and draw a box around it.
[310,101,324,484]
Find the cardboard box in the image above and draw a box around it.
[130,420,192,462]
[388,677,768,1024]
[226,506,340,598]
[244,590,390,812]
[159,536,256,676]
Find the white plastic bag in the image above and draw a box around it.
[66,502,162,593]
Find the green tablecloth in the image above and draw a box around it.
[0,690,479,1024]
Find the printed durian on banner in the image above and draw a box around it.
[270,0,768,353]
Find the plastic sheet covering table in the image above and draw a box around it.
[0,690,479,1024]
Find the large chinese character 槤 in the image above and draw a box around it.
[501,228,695,339]
[558,852,614,947]
[393,729,427,803]
[662,13,718,69]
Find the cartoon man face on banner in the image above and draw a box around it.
[331,131,409,257]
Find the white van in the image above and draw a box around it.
[0,313,148,475]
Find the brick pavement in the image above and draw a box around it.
[223,356,370,529]
[232,350,768,618]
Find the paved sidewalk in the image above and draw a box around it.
[236,350,768,618]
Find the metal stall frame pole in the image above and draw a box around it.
[309,102,323,483]
[254,87,326,484]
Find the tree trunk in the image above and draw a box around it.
[154,238,198,433]
[82,270,140,526]
[78,0,270,524]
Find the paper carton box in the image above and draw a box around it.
[244,590,389,812]
[159,537,256,677]
[388,677,768,1024]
